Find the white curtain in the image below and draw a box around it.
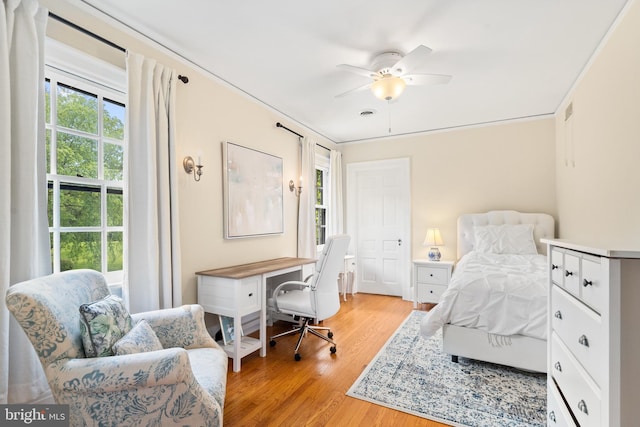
[297,137,316,258]
[0,0,53,404]
[125,52,182,313]
[328,150,344,236]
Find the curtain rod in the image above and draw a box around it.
[276,122,330,151]
[47,12,189,84]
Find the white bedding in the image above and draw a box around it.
[420,251,548,340]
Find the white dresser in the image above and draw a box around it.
[412,259,454,308]
[543,239,640,427]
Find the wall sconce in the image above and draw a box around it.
[289,179,302,197]
[183,156,203,182]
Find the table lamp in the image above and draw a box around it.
[423,228,443,261]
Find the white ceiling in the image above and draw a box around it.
[81,0,629,143]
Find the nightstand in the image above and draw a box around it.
[413,259,454,308]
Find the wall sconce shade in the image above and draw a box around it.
[183,156,203,182]
[423,228,443,261]
[371,75,406,101]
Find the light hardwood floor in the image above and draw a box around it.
[223,294,448,426]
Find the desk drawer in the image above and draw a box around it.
[240,278,260,313]
[550,333,601,427]
[551,286,603,385]
[416,266,448,285]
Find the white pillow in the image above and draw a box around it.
[112,320,163,356]
[473,224,538,255]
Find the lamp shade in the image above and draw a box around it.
[371,75,406,101]
[423,228,444,247]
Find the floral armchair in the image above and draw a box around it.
[5,269,228,426]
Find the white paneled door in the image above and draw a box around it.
[347,159,410,299]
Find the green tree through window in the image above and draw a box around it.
[46,72,125,281]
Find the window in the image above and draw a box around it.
[45,43,126,285]
[315,150,331,250]
[315,167,328,246]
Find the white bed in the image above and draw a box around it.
[420,210,554,372]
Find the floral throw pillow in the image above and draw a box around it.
[112,320,163,356]
[79,295,132,357]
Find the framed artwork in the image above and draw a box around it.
[219,315,243,345]
[222,141,284,239]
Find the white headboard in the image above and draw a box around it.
[457,210,555,259]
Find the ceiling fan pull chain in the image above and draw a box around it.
[388,100,392,134]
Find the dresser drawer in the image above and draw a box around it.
[417,283,446,303]
[550,248,564,286]
[580,256,605,314]
[416,266,448,285]
[547,381,578,426]
[550,333,601,427]
[551,286,603,386]
[563,253,581,296]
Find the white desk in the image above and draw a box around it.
[196,257,315,372]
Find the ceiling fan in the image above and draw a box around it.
[336,45,451,101]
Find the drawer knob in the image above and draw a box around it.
[554,361,562,372]
[583,279,593,287]
[565,270,573,277]
[551,264,559,270]
[548,411,556,423]
[554,311,562,320]
[578,399,589,415]
[578,335,590,347]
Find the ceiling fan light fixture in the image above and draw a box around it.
[371,75,406,101]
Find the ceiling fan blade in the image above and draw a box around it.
[336,63,379,79]
[335,82,372,98]
[391,45,433,75]
[403,73,452,86]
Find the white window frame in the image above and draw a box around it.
[45,39,126,287]
[315,153,330,253]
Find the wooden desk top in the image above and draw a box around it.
[196,257,316,279]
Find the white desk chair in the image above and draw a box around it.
[269,234,350,361]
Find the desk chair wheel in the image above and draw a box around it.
[270,340,276,347]
[330,346,336,354]
[295,353,301,361]
[328,331,334,339]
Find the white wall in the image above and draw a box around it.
[554,0,640,248]
[340,118,557,261]
[43,1,335,306]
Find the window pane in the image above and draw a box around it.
[47,183,53,227]
[60,232,101,271]
[103,98,125,140]
[46,129,51,173]
[107,189,123,226]
[315,207,326,245]
[107,231,123,271]
[316,187,323,205]
[104,143,123,181]
[45,79,51,124]
[60,184,100,227]
[56,83,98,134]
[57,132,98,178]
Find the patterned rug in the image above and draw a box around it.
[347,311,546,426]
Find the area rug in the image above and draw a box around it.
[346,310,546,426]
